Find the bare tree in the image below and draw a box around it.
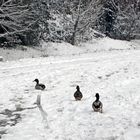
[0,0,51,47]
[0,0,31,46]
[63,0,103,45]
[96,0,140,40]
[113,0,140,40]
[48,0,103,45]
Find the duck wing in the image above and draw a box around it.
[39,84,46,90]
[35,84,46,90]
[74,91,83,99]
[92,101,102,109]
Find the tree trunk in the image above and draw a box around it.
[71,0,81,45]
[71,18,79,45]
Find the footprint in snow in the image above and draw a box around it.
[24,89,29,93]
[97,76,102,79]
[57,107,64,113]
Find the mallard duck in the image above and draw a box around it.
[92,93,103,113]
[74,85,83,100]
[33,79,46,90]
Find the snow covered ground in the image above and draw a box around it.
[0,37,140,61]
[0,38,140,140]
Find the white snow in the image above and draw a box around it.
[0,37,140,140]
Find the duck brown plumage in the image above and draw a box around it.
[33,79,46,90]
[92,93,103,113]
[74,85,83,101]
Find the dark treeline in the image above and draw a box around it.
[0,0,140,47]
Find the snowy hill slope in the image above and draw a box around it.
[0,37,140,61]
[0,39,140,140]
